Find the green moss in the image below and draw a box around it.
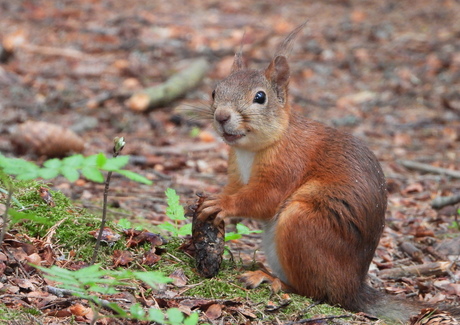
[0,304,45,324]
[1,178,123,264]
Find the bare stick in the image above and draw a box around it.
[398,160,460,179]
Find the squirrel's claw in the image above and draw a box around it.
[197,197,229,226]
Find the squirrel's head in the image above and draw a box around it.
[210,53,291,151]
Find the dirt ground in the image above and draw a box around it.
[1,0,460,324]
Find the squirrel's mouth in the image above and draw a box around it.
[222,132,244,143]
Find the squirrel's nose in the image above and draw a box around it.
[215,111,231,125]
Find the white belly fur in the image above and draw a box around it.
[234,149,255,184]
[261,219,288,284]
[235,149,287,282]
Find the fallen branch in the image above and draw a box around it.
[398,160,460,179]
[19,44,90,60]
[431,194,460,209]
[379,261,451,279]
[127,58,210,112]
[285,314,353,324]
[399,242,423,263]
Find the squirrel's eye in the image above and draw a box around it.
[253,91,266,104]
[211,90,216,100]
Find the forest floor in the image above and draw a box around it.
[0,0,460,324]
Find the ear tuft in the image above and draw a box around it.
[265,56,290,103]
[231,51,245,72]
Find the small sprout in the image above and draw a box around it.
[113,136,126,155]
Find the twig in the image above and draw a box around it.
[90,137,125,265]
[398,160,460,179]
[431,194,460,209]
[285,314,353,324]
[45,285,120,313]
[19,43,90,60]
[0,184,12,245]
[379,261,452,279]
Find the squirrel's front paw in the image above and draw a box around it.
[197,197,227,226]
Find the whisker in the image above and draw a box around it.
[177,102,214,121]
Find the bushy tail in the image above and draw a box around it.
[357,284,460,323]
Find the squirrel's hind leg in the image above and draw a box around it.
[238,263,292,294]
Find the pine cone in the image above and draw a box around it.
[11,121,84,157]
[410,308,459,325]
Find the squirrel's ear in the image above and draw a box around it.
[231,51,245,72]
[265,56,290,102]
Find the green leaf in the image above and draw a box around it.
[167,308,184,325]
[82,154,99,167]
[39,168,60,180]
[3,159,40,180]
[148,308,165,323]
[106,302,128,317]
[129,303,146,319]
[82,166,104,183]
[178,223,192,236]
[116,169,152,185]
[236,223,262,235]
[158,222,179,236]
[133,271,172,289]
[102,156,129,171]
[43,158,62,169]
[224,232,242,241]
[8,209,50,225]
[87,284,118,295]
[165,188,185,221]
[95,153,107,168]
[60,166,80,182]
[184,312,199,325]
[117,218,132,229]
[62,154,85,167]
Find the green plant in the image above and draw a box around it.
[91,137,127,265]
[37,264,198,324]
[0,137,152,249]
[159,188,191,237]
[225,223,263,241]
[0,152,151,185]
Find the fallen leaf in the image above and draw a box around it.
[25,252,42,266]
[69,303,91,317]
[113,250,133,267]
[169,268,188,287]
[142,248,161,265]
[205,303,222,320]
[89,227,121,243]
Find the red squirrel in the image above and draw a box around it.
[197,25,460,323]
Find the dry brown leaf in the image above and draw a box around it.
[112,250,133,267]
[24,252,42,266]
[142,248,161,265]
[205,303,222,320]
[169,268,188,287]
[88,227,121,243]
[69,303,91,317]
